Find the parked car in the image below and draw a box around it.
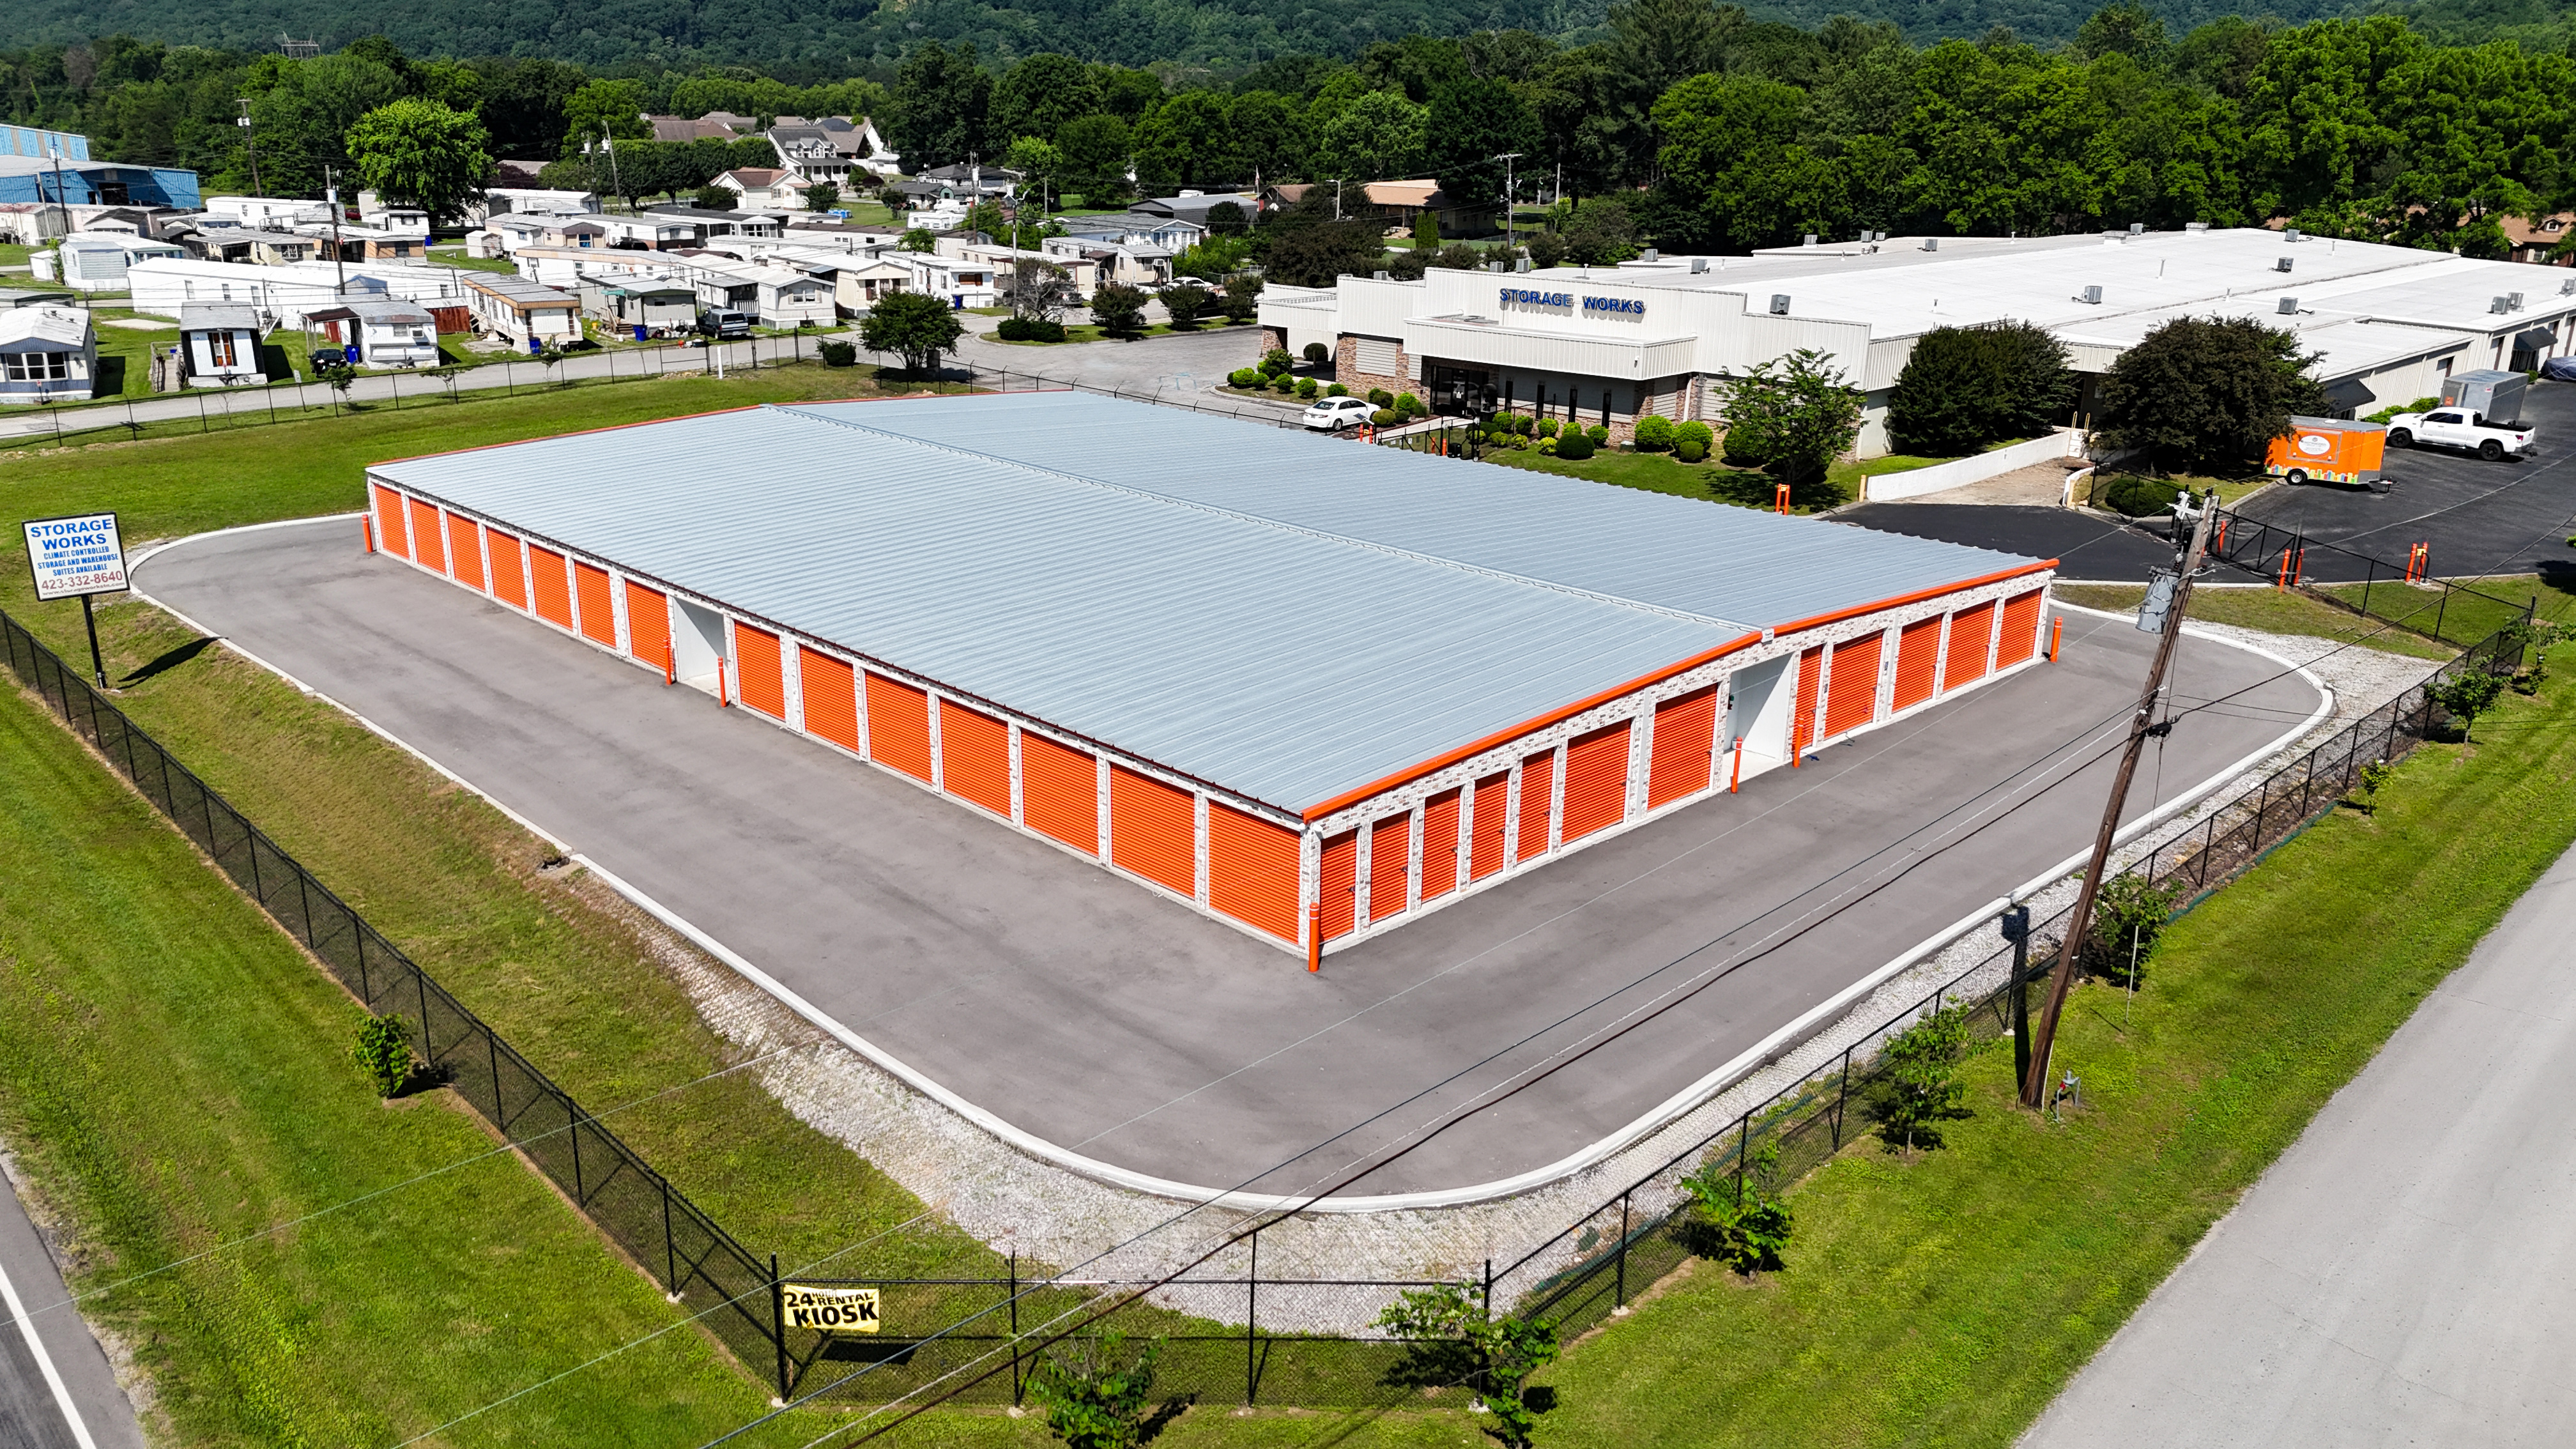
[2383,408,2536,461]
[1301,395,1372,431]
[696,309,751,340]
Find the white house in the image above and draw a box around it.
[765,116,901,191]
[201,195,332,228]
[758,268,836,328]
[581,280,698,338]
[474,187,599,224]
[309,298,441,369]
[53,234,184,291]
[126,257,392,326]
[459,273,580,349]
[712,168,801,211]
[175,302,266,387]
[0,304,95,404]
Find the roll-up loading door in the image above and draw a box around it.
[734,622,784,718]
[939,700,1011,815]
[1944,601,1995,690]
[799,647,858,752]
[626,581,671,671]
[1209,803,1300,942]
[1320,830,1359,941]
[1561,721,1631,843]
[1648,686,1717,808]
[1823,631,1882,739]
[529,546,574,630]
[1469,771,1509,880]
[1369,812,1413,921]
[574,561,620,650]
[864,674,933,781]
[1892,615,1940,712]
[1515,749,1556,861]
[1020,733,1099,853]
[1793,647,1823,755]
[406,497,445,572]
[1110,765,1197,898]
[1996,589,2043,668]
[371,484,408,556]
[444,512,484,590]
[487,532,526,610]
[1420,788,1461,901]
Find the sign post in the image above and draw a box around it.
[22,512,128,689]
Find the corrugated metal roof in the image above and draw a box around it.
[373,394,2037,812]
[786,392,2037,629]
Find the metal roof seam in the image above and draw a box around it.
[766,402,1757,631]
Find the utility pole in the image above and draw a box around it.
[325,166,348,297]
[601,130,622,206]
[1328,178,1342,222]
[1493,152,1521,250]
[236,98,262,195]
[2021,494,2217,1108]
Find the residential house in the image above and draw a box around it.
[940,238,1101,301]
[1131,192,1259,229]
[507,245,682,291]
[905,162,1020,201]
[662,252,833,326]
[581,281,698,338]
[1054,210,1208,254]
[473,187,599,224]
[202,195,332,229]
[181,226,318,266]
[640,204,788,243]
[765,116,901,188]
[356,197,431,238]
[0,303,94,403]
[0,203,66,245]
[174,302,266,387]
[1264,180,1494,238]
[647,112,757,144]
[308,298,441,369]
[459,273,580,349]
[829,255,918,312]
[126,257,393,326]
[713,168,800,211]
[477,212,608,256]
[2503,214,2573,267]
[49,234,185,291]
[303,224,427,264]
[1041,231,1174,289]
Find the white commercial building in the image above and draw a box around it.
[1261,227,2576,455]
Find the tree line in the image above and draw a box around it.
[8,3,2576,256]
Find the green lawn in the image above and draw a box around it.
[1487,447,1841,512]
[82,305,184,399]
[1825,450,1951,496]
[1531,641,2576,1446]
[1003,319,1252,346]
[2051,582,2458,660]
[425,246,522,274]
[0,241,34,268]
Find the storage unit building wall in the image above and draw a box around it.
[365,392,2053,958]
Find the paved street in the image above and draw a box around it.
[0,1158,147,1449]
[1839,503,2177,583]
[2023,840,2576,1449]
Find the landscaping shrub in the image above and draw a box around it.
[1367,387,1393,408]
[2097,473,2185,517]
[1027,1331,1175,1449]
[352,1014,417,1098]
[1634,414,1676,452]
[1260,347,1294,377]
[1556,429,1596,459]
[1535,417,1560,439]
[1538,436,1560,454]
[1866,1003,1974,1153]
[1675,418,1714,454]
[1584,424,1610,446]
[2430,669,2506,741]
[816,339,857,367]
[1680,1144,1795,1274]
[1029,319,1066,342]
[1294,376,1319,399]
[1160,283,1213,328]
[1377,1284,1558,1448]
[996,316,1031,341]
[1269,371,1297,394]
[1676,437,1709,463]
[1326,382,1348,397]
[1228,368,1260,388]
[1088,282,1149,335]
[1395,392,1424,418]
[1372,408,1404,427]
[1886,321,2076,455]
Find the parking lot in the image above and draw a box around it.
[139,520,2322,1202]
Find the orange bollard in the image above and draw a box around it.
[1729,736,1744,793]
[717,664,729,708]
[1791,728,1804,769]
[2048,615,2064,663]
[664,639,677,686]
[363,516,374,553]
[1774,483,1791,514]
[1308,901,1323,972]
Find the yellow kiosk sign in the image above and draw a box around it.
[781,1284,880,1334]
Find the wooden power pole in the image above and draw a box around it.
[2021,495,2218,1108]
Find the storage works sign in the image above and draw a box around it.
[22,512,126,601]
[1498,288,1648,321]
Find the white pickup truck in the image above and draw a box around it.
[2384,407,2537,461]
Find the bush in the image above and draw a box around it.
[1367,387,1393,408]
[1160,283,1214,327]
[1295,376,1319,399]
[2085,875,2178,987]
[1395,392,1423,418]
[1537,436,1559,454]
[1634,414,1676,452]
[2097,473,2184,517]
[2430,668,2506,741]
[1229,367,1261,388]
[1027,319,1066,342]
[1326,382,1348,397]
[816,339,857,367]
[353,1014,417,1098]
[1269,371,1297,394]
[1372,408,1404,426]
[1556,429,1596,459]
[1675,419,1714,452]
[1585,423,1609,446]
[1260,346,1294,377]
[1535,417,1560,439]
[1867,1004,1974,1153]
[1088,282,1150,335]
[1681,1144,1795,1274]
[1303,341,1328,365]
[1512,413,1535,436]
[997,316,1030,341]
[1676,438,1709,463]
[1027,1331,1173,1449]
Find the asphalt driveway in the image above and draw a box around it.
[137,521,2321,1200]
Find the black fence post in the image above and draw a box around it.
[417,961,434,1063]
[1245,1227,1259,1407]
[1832,1046,1853,1149]
[772,1254,791,1401]
[1614,1193,1630,1310]
[663,1179,678,1293]
[1009,1250,1022,1406]
[569,1099,585,1204]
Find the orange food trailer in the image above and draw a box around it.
[2267,416,2388,487]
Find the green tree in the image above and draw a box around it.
[884,40,992,172]
[1681,1142,1795,1273]
[1887,321,2074,456]
[351,1014,416,1098]
[2430,668,2506,742]
[1003,259,1078,321]
[1133,89,1239,195]
[693,183,735,210]
[1055,114,1134,206]
[562,78,650,148]
[1312,88,1427,183]
[1868,1002,1974,1153]
[899,227,936,253]
[1413,210,1440,250]
[2085,875,2178,987]
[1377,1283,1559,1449]
[1423,75,1538,210]
[1255,189,1384,286]
[1556,197,1639,265]
[1004,136,1064,206]
[993,54,1101,145]
[1159,282,1213,326]
[2097,316,2328,475]
[346,97,491,224]
[1025,1332,1169,1449]
[1088,282,1150,335]
[1652,71,1836,250]
[802,181,840,213]
[1721,348,1863,487]
[861,290,965,374]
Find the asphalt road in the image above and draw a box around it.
[2022,839,2576,1449]
[1836,505,2177,583]
[0,1162,147,1449]
[138,521,2320,1200]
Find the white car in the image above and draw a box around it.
[2384,407,2536,461]
[1301,395,1373,431]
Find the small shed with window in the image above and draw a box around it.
[0,303,95,403]
[177,302,266,388]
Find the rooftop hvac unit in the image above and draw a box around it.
[2563,277,2576,295]
[2278,296,2299,314]
[1922,237,1940,252]
[1768,294,1791,316]
[2080,284,2103,304]
[2509,291,2526,309]
[1640,247,1659,261]
[1515,257,1531,272]
[1802,234,1818,246]
[2492,295,2511,314]
[2129,222,2144,235]
[2274,256,2294,273]
[1374,270,1390,280]
[2186,221,2210,232]
[1690,257,1707,273]
[2285,227,2304,243]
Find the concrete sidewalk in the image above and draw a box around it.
[2022,842,2576,1449]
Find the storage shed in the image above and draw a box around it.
[365,392,2057,959]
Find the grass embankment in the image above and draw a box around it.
[1529,641,2576,1446]
[2056,574,2573,659]
[1487,447,1844,512]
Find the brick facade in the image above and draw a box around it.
[1333,333,1411,401]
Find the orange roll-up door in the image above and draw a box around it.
[939,700,1011,815]
[799,647,859,752]
[1561,721,1632,843]
[1368,812,1413,921]
[1209,804,1300,942]
[1648,687,1717,809]
[734,622,783,717]
[574,562,619,649]
[1110,765,1196,898]
[1996,588,2043,668]
[627,582,671,670]
[487,532,526,610]
[1420,788,1461,901]
[864,674,932,781]
[1020,733,1098,853]
[445,512,484,590]
[529,546,574,629]
[1515,749,1556,861]
[1469,772,1509,880]
[371,484,408,556]
[1792,647,1823,755]
[1892,616,1940,712]
[1824,632,1882,739]
[407,497,445,572]
[1320,829,1359,940]
[1943,601,1995,691]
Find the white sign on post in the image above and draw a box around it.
[23,513,128,601]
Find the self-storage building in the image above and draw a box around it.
[364,392,2056,959]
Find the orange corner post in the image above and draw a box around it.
[1728,737,1744,793]
[362,516,375,553]
[716,664,730,708]
[1307,901,1323,972]
[663,639,677,686]
[2048,615,2064,663]
[1774,483,1791,515]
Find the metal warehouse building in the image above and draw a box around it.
[364,392,2055,960]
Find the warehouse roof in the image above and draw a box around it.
[373,393,2043,813]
